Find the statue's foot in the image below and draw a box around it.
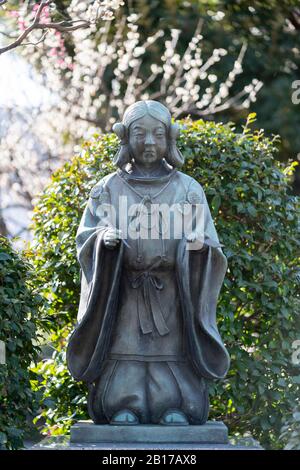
[159,409,189,426]
[110,409,139,425]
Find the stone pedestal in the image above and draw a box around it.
[70,420,228,445]
[29,421,263,450]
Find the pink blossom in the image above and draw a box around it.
[18,19,26,31]
[9,10,20,18]
[39,11,49,24]
[32,3,49,23]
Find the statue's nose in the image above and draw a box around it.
[144,133,155,146]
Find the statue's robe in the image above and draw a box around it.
[67,166,230,423]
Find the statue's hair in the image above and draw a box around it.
[112,100,184,169]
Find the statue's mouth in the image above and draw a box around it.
[144,151,156,156]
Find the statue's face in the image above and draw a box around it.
[128,114,167,167]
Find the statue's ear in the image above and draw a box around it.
[166,122,184,168]
[169,122,181,141]
[112,122,131,168]
[112,122,127,142]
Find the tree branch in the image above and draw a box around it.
[0,1,90,55]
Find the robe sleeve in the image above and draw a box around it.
[67,179,124,382]
[176,179,230,380]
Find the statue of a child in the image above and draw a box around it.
[67,100,230,425]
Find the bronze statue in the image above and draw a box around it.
[67,100,230,426]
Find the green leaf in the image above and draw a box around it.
[0,253,10,261]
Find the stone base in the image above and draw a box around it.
[70,420,228,445]
[29,435,263,451]
[28,421,263,450]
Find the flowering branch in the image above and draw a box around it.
[0,0,123,55]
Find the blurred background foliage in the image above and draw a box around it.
[1,0,299,239]
[122,0,300,191]
[47,0,300,186]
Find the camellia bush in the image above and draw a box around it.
[30,116,299,448]
[0,237,44,449]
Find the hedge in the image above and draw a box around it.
[0,237,44,449]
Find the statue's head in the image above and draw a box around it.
[112,100,184,169]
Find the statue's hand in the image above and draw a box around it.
[186,231,198,243]
[103,228,122,249]
[186,232,208,252]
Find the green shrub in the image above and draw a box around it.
[31,325,88,436]
[31,117,299,448]
[0,237,44,449]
